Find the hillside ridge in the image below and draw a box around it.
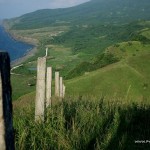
[5,0,150,29]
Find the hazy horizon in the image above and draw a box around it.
[0,0,90,19]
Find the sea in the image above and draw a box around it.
[0,24,34,61]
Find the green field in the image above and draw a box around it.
[11,36,150,101]
[66,41,150,100]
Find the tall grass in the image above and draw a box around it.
[14,97,150,150]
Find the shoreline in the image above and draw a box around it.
[11,47,38,67]
[2,21,39,67]
[2,21,38,46]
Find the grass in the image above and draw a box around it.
[3,5,149,149]
[11,41,150,101]
[13,96,150,150]
[65,41,150,100]
[10,43,77,100]
[140,29,150,40]
[6,14,150,150]
[11,37,150,150]
[12,43,89,77]
[9,20,149,100]
[127,52,150,78]
[9,26,69,41]
[11,74,36,100]
[66,62,147,100]
[106,41,150,59]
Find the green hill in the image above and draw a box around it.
[5,0,149,101]
[5,0,150,29]
[10,21,150,100]
[66,41,150,100]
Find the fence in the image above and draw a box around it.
[0,52,66,150]
[0,51,15,150]
[35,57,66,122]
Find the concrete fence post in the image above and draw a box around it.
[55,72,60,97]
[59,77,63,99]
[46,67,52,107]
[0,51,14,150]
[35,57,46,122]
[63,84,66,98]
[45,47,48,57]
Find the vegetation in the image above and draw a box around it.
[3,1,150,149]
[65,53,119,79]
[10,21,150,100]
[50,22,149,54]
[14,97,150,150]
[66,41,150,100]
[11,75,36,100]
[5,0,150,30]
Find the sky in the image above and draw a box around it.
[0,0,90,19]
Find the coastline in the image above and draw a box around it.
[2,21,39,67]
[2,21,38,46]
[11,47,37,67]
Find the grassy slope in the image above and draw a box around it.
[66,41,150,100]
[11,28,150,100]
[11,75,36,100]
[8,17,149,101]
[6,0,150,30]
[14,44,150,99]
[13,97,150,150]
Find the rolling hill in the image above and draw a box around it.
[4,0,150,29]
[66,41,150,100]
[3,0,149,101]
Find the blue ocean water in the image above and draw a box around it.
[0,25,34,61]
